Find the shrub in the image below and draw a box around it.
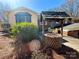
[11,22,39,43]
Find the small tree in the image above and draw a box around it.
[11,22,39,43]
[0,2,10,22]
[0,2,11,32]
[49,0,79,17]
[60,0,79,17]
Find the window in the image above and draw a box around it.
[1,23,10,31]
[15,12,31,23]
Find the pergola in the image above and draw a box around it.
[40,11,72,37]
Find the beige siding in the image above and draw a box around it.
[8,12,16,27]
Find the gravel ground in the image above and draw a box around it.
[0,36,14,59]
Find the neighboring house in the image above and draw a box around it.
[0,7,39,31]
[63,23,79,38]
[7,7,39,27]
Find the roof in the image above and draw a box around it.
[42,11,70,17]
[9,7,38,15]
[63,23,79,31]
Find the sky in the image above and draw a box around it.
[0,0,65,12]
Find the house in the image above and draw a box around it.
[0,7,39,31]
[63,23,79,38]
[8,7,39,26]
[63,23,79,53]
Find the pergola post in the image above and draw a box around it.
[42,18,45,35]
[60,19,64,37]
[41,14,45,39]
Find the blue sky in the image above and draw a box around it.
[0,0,65,12]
